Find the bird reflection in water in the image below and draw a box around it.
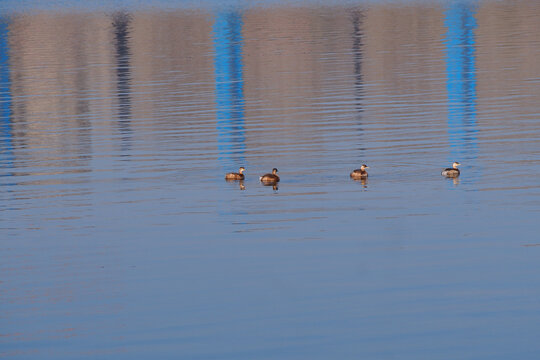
[351,177,368,189]
[260,180,278,191]
[449,177,460,186]
[225,179,246,190]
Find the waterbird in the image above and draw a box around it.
[441,162,460,177]
[260,168,280,184]
[350,164,369,179]
[225,166,245,180]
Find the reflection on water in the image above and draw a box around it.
[444,2,478,165]
[2,1,540,359]
[213,10,246,168]
[351,176,368,189]
[112,12,133,151]
[0,17,12,166]
[225,178,246,190]
[260,181,279,191]
[350,8,366,160]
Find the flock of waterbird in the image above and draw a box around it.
[225,162,461,187]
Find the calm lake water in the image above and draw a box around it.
[1,0,540,358]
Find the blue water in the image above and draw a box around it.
[1,1,540,359]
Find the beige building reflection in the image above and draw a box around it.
[5,1,540,170]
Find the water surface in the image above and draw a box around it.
[1,1,540,359]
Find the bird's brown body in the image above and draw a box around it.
[225,167,245,180]
[441,162,460,177]
[260,168,280,184]
[350,164,369,179]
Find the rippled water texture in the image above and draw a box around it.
[1,1,540,359]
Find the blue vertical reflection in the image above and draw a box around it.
[213,11,246,168]
[0,17,13,168]
[444,2,478,164]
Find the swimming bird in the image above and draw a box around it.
[350,164,369,179]
[441,162,460,177]
[225,166,245,180]
[260,168,280,184]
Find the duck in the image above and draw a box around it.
[260,168,280,183]
[441,162,460,177]
[350,164,369,179]
[225,166,245,180]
